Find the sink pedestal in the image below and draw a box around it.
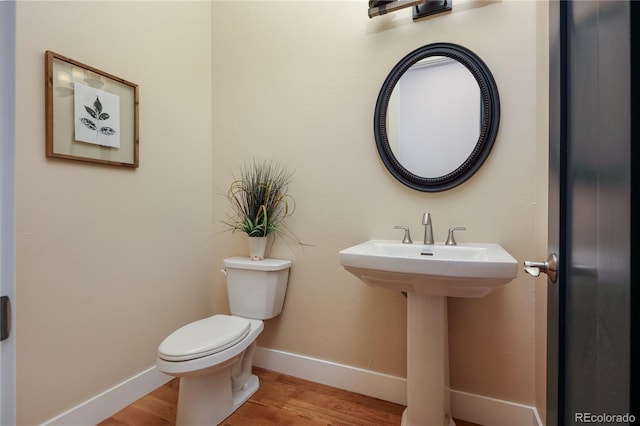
[402,293,455,426]
[339,239,518,425]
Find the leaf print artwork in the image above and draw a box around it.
[80,95,117,136]
[74,82,121,148]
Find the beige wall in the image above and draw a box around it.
[14,0,549,424]
[15,2,213,424]
[212,0,548,409]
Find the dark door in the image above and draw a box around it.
[547,1,639,424]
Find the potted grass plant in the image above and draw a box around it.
[224,159,296,260]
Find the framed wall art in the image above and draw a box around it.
[45,50,139,168]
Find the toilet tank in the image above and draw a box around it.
[223,257,291,320]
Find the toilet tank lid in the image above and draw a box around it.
[223,257,292,271]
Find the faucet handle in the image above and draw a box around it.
[394,226,413,244]
[445,227,466,246]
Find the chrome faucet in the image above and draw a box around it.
[422,212,434,245]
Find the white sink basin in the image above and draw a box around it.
[339,240,518,298]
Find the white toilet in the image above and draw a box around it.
[156,257,291,426]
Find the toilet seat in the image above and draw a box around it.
[158,315,251,362]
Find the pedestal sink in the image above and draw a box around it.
[339,240,518,426]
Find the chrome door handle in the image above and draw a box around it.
[524,253,558,283]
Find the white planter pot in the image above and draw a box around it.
[248,236,268,260]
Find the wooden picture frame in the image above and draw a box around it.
[45,51,139,168]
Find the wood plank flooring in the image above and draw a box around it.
[99,367,480,426]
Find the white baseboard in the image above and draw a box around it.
[42,347,542,426]
[254,346,408,405]
[255,346,542,426]
[451,389,543,426]
[42,366,173,426]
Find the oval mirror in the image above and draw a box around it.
[374,43,500,192]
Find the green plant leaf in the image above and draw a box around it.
[98,113,110,121]
[80,117,96,130]
[224,159,297,240]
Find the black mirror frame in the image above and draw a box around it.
[374,42,500,192]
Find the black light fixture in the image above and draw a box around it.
[368,0,452,20]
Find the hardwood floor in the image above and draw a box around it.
[99,368,480,426]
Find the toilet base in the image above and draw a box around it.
[176,370,259,426]
[232,373,259,411]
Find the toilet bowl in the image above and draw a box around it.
[156,257,291,426]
